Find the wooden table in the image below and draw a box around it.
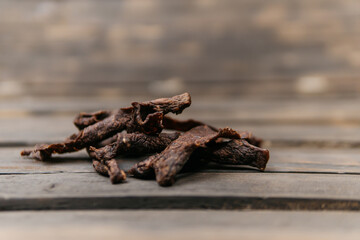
[2,89,360,239]
[2,0,360,239]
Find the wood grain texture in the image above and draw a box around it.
[1,172,360,210]
[1,210,360,240]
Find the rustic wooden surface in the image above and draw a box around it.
[2,210,360,240]
[2,0,360,239]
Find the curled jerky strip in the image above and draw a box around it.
[129,125,242,186]
[92,159,127,184]
[194,139,269,171]
[74,110,113,130]
[21,93,191,161]
[90,132,181,161]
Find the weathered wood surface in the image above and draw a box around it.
[1,210,360,240]
[2,172,360,210]
[2,0,360,238]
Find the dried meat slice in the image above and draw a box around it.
[74,110,113,130]
[129,125,242,186]
[89,132,181,160]
[21,93,192,161]
[195,139,269,171]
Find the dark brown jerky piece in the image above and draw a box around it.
[92,159,126,184]
[232,131,263,148]
[127,157,155,179]
[129,125,241,186]
[21,93,191,161]
[89,132,180,161]
[21,113,127,161]
[74,110,113,130]
[126,93,191,134]
[195,139,269,171]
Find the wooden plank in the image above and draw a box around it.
[4,147,360,175]
[2,115,360,147]
[1,210,360,240]
[3,97,360,125]
[1,172,360,210]
[267,148,360,173]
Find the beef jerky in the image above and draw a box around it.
[74,110,113,130]
[194,139,269,171]
[21,93,191,161]
[88,132,179,183]
[21,113,127,161]
[90,132,181,160]
[92,159,126,184]
[129,125,242,186]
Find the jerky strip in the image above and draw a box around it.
[90,132,181,161]
[21,113,127,161]
[163,115,262,146]
[21,93,191,160]
[74,110,113,130]
[134,92,191,115]
[92,159,126,184]
[196,139,269,171]
[127,93,191,134]
[129,125,241,186]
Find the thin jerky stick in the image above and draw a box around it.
[92,159,109,176]
[21,114,127,161]
[90,132,180,161]
[106,159,127,183]
[163,116,262,146]
[92,159,126,184]
[129,125,241,186]
[21,93,191,161]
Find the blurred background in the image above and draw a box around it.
[1,0,360,100]
[2,0,360,146]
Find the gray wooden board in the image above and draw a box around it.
[1,172,360,210]
[1,210,360,240]
[4,147,360,175]
[2,115,360,147]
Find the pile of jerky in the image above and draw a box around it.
[21,93,270,187]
